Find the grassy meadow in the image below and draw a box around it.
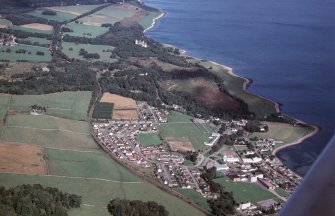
[139,11,161,30]
[12,25,53,34]
[135,132,163,146]
[63,22,109,38]
[174,188,210,210]
[23,37,51,45]
[61,41,117,62]
[214,176,277,204]
[0,44,51,62]
[27,9,76,22]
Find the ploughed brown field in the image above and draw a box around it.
[20,23,53,31]
[0,142,46,175]
[162,77,241,110]
[112,110,138,120]
[165,137,195,153]
[100,93,138,120]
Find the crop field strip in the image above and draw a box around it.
[0,92,205,216]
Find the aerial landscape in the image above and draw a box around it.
[0,0,333,215]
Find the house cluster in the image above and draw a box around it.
[222,119,247,135]
[0,34,16,46]
[204,133,221,146]
[135,39,148,48]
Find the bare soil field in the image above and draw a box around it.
[100,93,137,109]
[0,142,46,175]
[112,110,138,120]
[165,137,195,152]
[163,77,240,110]
[20,23,53,31]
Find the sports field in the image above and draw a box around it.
[61,42,117,62]
[214,176,277,204]
[0,44,51,62]
[63,22,109,38]
[135,132,162,146]
[251,121,313,144]
[159,112,209,150]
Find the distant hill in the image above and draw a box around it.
[0,0,121,8]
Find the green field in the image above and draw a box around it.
[0,18,12,27]
[47,4,102,16]
[0,44,51,62]
[78,4,135,26]
[251,121,313,145]
[47,148,139,182]
[275,187,290,198]
[0,91,205,215]
[0,94,10,133]
[8,91,92,121]
[63,22,109,38]
[167,111,193,122]
[23,37,51,45]
[190,60,277,117]
[27,9,76,22]
[62,41,117,62]
[0,173,204,216]
[214,176,277,204]
[174,188,210,210]
[135,132,163,146]
[139,11,161,30]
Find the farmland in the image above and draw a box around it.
[46,4,102,16]
[0,142,46,175]
[138,11,161,30]
[21,37,51,45]
[12,25,53,34]
[27,9,76,22]
[8,91,92,121]
[61,41,117,62]
[135,132,163,146]
[0,44,51,62]
[159,112,210,150]
[251,121,314,145]
[63,22,109,38]
[0,91,205,216]
[92,102,114,119]
[214,176,277,204]
[0,18,12,28]
[78,3,136,26]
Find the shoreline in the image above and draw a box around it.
[144,9,165,33]
[142,4,318,175]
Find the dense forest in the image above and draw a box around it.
[0,184,81,216]
[107,199,168,216]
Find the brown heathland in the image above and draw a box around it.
[20,23,53,31]
[100,93,137,109]
[163,77,240,110]
[0,142,46,175]
[165,137,195,152]
[112,110,138,120]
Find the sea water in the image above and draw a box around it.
[145,0,335,176]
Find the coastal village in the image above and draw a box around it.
[92,93,303,215]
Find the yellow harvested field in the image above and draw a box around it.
[0,142,46,175]
[20,23,53,31]
[100,93,137,109]
[112,110,138,120]
[165,137,195,152]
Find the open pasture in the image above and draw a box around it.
[167,111,192,122]
[174,187,210,210]
[8,91,92,121]
[251,121,313,144]
[78,3,136,26]
[138,11,161,30]
[12,25,53,34]
[163,77,240,111]
[63,22,109,38]
[214,176,277,204]
[0,142,46,175]
[23,37,51,45]
[135,132,162,146]
[0,18,12,28]
[47,4,103,16]
[100,93,137,109]
[27,9,76,22]
[0,44,51,62]
[47,148,139,182]
[61,41,116,62]
[20,23,53,31]
[0,173,204,216]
